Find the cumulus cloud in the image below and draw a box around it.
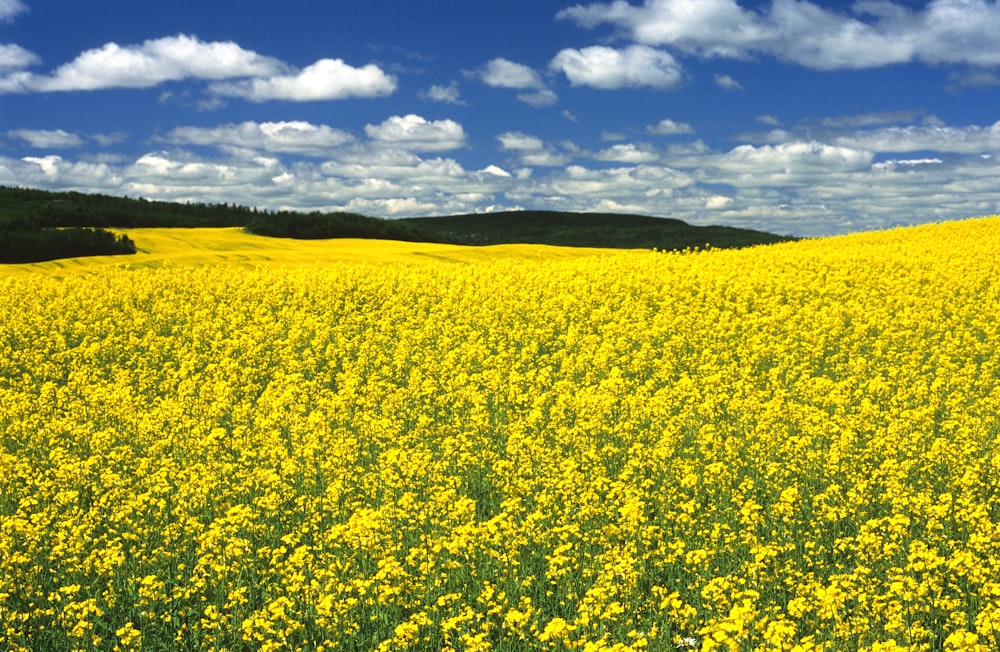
[130,152,249,184]
[558,0,1000,70]
[821,110,925,128]
[517,88,558,107]
[162,121,356,156]
[0,34,396,101]
[716,141,874,175]
[871,158,943,173]
[6,112,1000,238]
[714,74,741,90]
[208,58,396,101]
[0,0,27,22]
[948,68,1000,89]
[592,143,660,163]
[421,81,464,104]
[364,114,467,152]
[647,118,694,135]
[831,121,1000,154]
[0,35,285,93]
[480,164,512,178]
[9,155,122,189]
[550,45,683,89]
[497,132,545,152]
[92,132,130,146]
[474,57,545,89]
[497,131,569,167]
[7,128,83,148]
[472,58,559,107]
[534,163,692,205]
[0,43,39,72]
[705,195,733,209]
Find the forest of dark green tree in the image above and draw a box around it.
[0,186,796,263]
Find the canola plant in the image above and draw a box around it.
[1,217,999,651]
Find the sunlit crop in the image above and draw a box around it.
[2,217,1000,651]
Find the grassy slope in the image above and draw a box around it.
[0,227,628,277]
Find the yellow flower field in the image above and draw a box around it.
[2,217,999,651]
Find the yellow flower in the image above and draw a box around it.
[115,622,142,649]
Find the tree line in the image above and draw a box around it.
[1,185,797,264]
[0,186,453,262]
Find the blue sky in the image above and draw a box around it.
[2,0,1000,236]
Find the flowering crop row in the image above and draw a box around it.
[2,217,999,651]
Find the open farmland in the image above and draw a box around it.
[0,227,617,277]
[2,217,1000,651]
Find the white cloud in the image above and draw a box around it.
[0,43,39,72]
[647,118,694,135]
[6,115,1000,238]
[716,141,874,176]
[364,115,466,152]
[21,155,60,177]
[755,114,780,126]
[871,158,943,173]
[480,164,511,178]
[830,122,1000,153]
[550,45,683,89]
[496,131,568,166]
[705,195,733,209]
[474,58,545,89]
[558,0,771,58]
[11,155,122,188]
[746,128,795,145]
[517,88,558,107]
[0,0,27,22]
[497,132,545,152]
[948,68,1000,89]
[517,151,570,167]
[821,110,925,128]
[558,0,1000,70]
[5,35,285,93]
[7,128,83,148]
[0,35,395,102]
[473,58,557,107]
[162,121,356,156]
[131,152,255,184]
[592,143,660,163]
[532,163,693,205]
[92,131,129,146]
[209,58,396,101]
[714,74,741,90]
[422,81,464,104]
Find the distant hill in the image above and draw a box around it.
[0,186,796,263]
[402,210,796,250]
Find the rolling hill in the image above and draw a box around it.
[0,186,796,264]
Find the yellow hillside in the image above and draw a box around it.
[0,227,623,277]
[2,215,1000,650]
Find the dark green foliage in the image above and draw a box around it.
[0,186,246,264]
[244,210,452,243]
[0,227,136,264]
[0,187,142,263]
[401,211,798,250]
[0,186,798,264]
[0,186,252,229]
